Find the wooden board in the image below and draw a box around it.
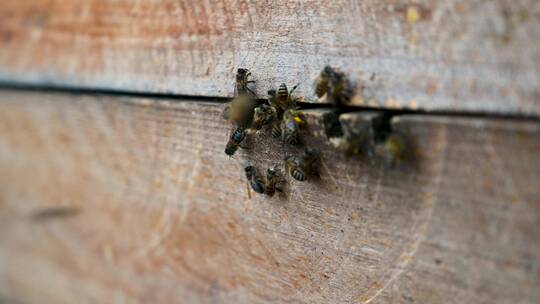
[0,90,539,303]
[0,0,539,115]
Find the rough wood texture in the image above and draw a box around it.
[0,90,539,303]
[0,1,539,114]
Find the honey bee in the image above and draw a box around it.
[315,66,353,105]
[375,133,406,167]
[223,68,258,126]
[252,104,277,130]
[286,147,320,181]
[224,127,247,156]
[235,68,256,96]
[245,165,265,194]
[265,167,284,196]
[222,94,257,127]
[281,109,306,145]
[314,65,333,98]
[328,68,353,105]
[276,83,300,111]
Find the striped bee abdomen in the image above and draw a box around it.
[277,83,289,102]
[290,168,306,181]
[271,122,281,138]
[315,77,329,98]
[282,120,299,145]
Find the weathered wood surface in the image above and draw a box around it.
[0,90,539,303]
[0,1,539,115]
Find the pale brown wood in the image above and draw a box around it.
[0,90,538,303]
[0,1,539,114]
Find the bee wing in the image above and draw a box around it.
[222,104,231,120]
[251,179,265,194]
[280,119,293,141]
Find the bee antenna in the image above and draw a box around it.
[290,83,300,94]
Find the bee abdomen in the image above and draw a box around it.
[271,123,281,138]
[282,121,299,145]
[265,184,276,196]
[284,131,299,145]
[277,83,289,102]
[290,168,306,181]
[315,79,329,98]
[225,127,246,156]
[232,128,246,142]
[224,143,237,156]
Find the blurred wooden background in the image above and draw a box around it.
[0,1,539,303]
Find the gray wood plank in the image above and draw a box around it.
[0,1,539,114]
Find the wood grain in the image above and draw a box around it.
[0,90,539,303]
[0,0,539,114]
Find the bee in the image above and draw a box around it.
[223,68,258,126]
[314,65,333,98]
[276,83,300,111]
[328,68,353,105]
[235,68,256,96]
[286,147,320,181]
[265,167,284,196]
[252,104,277,130]
[281,109,306,145]
[375,133,406,167]
[245,165,265,194]
[224,127,247,156]
[316,66,353,105]
[222,94,257,127]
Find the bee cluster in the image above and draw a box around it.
[222,68,320,196]
[315,66,407,167]
[222,65,407,197]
